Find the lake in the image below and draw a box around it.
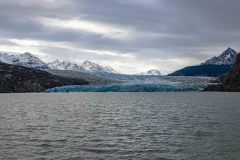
[0,93,240,160]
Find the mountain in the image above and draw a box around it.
[81,60,117,74]
[169,65,232,77]
[0,52,49,69]
[138,69,161,76]
[47,59,118,74]
[48,59,84,72]
[202,48,238,65]
[0,52,118,74]
[169,48,238,77]
[204,53,240,91]
[0,62,88,93]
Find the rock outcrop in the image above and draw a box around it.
[0,62,89,93]
[204,54,240,91]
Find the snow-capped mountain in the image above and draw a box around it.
[82,60,117,74]
[0,51,118,74]
[48,59,85,72]
[0,52,49,69]
[202,48,238,65]
[48,59,118,74]
[138,69,161,76]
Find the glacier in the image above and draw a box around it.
[47,75,216,92]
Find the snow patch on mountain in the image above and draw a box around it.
[48,59,84,72]
[202,48,238,65]
[48,59,118,74]
[82,60,117,74]
[0,52,49,69]
[0,51,118,74]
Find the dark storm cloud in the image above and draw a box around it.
[0,0,240,73]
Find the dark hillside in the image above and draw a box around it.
[204,54,240,91]
[169,65,232,77]
[0,62,88,93]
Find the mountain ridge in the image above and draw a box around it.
[169,48,238,77]
[81,60,117,74]
[0,52,49,69]
[0,51,118,74]
[201,48,238,65]
[48,59,85,72]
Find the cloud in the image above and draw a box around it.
[39,17,132,40]
[0,0,240,74]
[6,38,135,61]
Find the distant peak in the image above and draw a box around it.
[224,47,236,53]
[202,48,238,65]
[81,60,117,74]
[0,51,48,69]
[220,48,237,57]
[21,52,39,59]
[48,59,84,71]
[23,52,33,56]
[82,60,99,68]
[49,59,117,74]
[82,60,95,64]
[138,69,161,76]
[226,47,234,51]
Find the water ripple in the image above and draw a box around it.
[0,93,240,160]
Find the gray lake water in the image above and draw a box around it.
[0,93,240,160]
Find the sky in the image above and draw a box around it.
[0,0,240,74]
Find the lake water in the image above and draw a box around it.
[0,93,240,160]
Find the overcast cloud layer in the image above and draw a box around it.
[0,0,240,74]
